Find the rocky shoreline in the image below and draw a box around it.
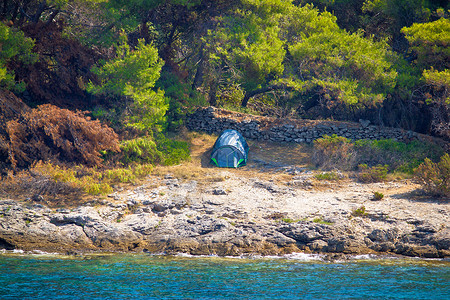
[1,171,449,259]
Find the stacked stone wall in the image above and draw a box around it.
[187,107,421,143]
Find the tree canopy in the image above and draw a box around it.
[0,0,448,139]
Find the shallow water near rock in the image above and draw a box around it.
[1,252,449,299]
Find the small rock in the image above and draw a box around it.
[32,194,44,202]
[206,198,224,206]
[170,208,183,215]
[308,240,328,251]
[213,188,227,195]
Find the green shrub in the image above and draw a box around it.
[31,161,153,196]
[313,137,443,175]
[104,167,136,184]
[156,135,191,166]
[414,153,450,198]
[281,218,297,223]
[358,164,388,183]
[132,164,154,177]
[87,36,168,132]
[83,182,113,195]
[32,162,113,195]
[315,172,342,181]
[373,191,384,201]
[354,139,443,174]
[312,217,333,225]
[0,23,38,92]
[313,134,355,170]
[119,135,190,166]
[120,137,163,165]
[104,164,153,184]
[351,206,367,217]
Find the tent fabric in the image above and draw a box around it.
[210,129,249,168]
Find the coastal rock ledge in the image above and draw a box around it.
[1,175,449,258]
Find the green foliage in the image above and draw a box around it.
[205,1,399,109]
[314,134,352,151]
[373,191,384,201]
[289,27,397,107]
[351,205,367,217]
[87,36,168,131]
[32,162,113,196]
[315,172,341,181]
[360,0,439,51]
[119,135,190,166]
[0,23,37,92]
[401,19,450,139]
[205,0,287,93]
[353,139,444,174]
[415,153,450,198]
[120,137,162,165]
[423,69,450,92]
[402,18,450,71]
[422,68,450,112]
[156,135,191,166]
[281,217,297,223]
[104,164,153,184]
[156,70,207,131]
[1,0,448,179]
[312,217,333,225]
[65,0,149,47]
[217,84,246,108]
[313,135,443,176]
[358,164,388,183]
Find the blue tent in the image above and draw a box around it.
[210,129,249,168]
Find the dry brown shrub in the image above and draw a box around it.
[0,90,31,171]
[415,154,450,198]
[6,104,120,168]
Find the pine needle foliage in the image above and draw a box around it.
[87,35,168,132]
[0,22,37,92]
[118,135,190,166]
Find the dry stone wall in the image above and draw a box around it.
[187,107,421,143]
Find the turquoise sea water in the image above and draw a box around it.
[0,252,449,300]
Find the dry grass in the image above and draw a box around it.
[0,130,344,206]
[0,169,85,207]
[151,131,316,187]
[0,161,154,207]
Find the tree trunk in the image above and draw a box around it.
[191,44,205,91]
[208,81,218,106]
[1,0,8,19]
[11,2,19,22]
[140,21,150,43]
[44,9,59,27]
[32,2,47,24]
[241,84,294,107]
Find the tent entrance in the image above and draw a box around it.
[210,129,249,168]
[211,146,246,168]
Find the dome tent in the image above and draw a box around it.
[210,129,249,168]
